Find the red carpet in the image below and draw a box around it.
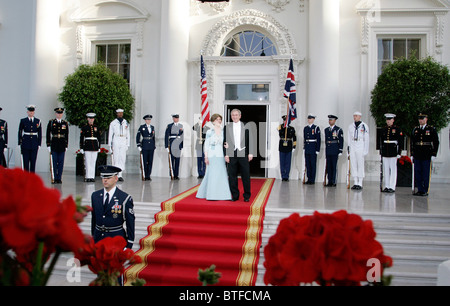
[124,178,274,286]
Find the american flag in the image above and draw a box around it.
[283,58,297,128]
[200,55,210,128]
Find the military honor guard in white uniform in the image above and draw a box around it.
[0,107,8,168]
[18,105,42,173]
[324,115,344,187]
[80,113,101,182]
[379,113,404,193]
[347,111,370,190]
[91,165,135,249]
[46,107,69,184]
[165,114,184,180]
[278,115,297,181]
[411,113,440,196]
[303,114,321,184]
[108,109,130,182]
[136,115,156,181]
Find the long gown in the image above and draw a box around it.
[196,129,232,201]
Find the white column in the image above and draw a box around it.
[308,0,340,127]
[158,0,191,177]
[159,0,190,130]
[29,0,61,172]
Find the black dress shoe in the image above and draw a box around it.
[244,198,250,202]
[232,198,239,202]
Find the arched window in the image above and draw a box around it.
[221,30,277,57]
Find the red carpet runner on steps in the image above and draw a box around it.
[124,178,275,286]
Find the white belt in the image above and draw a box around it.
[169,136,179,139]
[24,132,38,136]
[85,137,97,140]
[305,139,317,142]
[384,140,398,144]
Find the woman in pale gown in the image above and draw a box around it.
[196,114,232,201]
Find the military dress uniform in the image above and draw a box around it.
[91,165,135,249]
[347,112,370,190]
[46,108,69,183]
[165,115,184,179]
[136,115,156,180]
[303,116,321,184]
[411,114,439,196]
[108,109,131,181]
[278,116,297,181]
[193,122,208,178]
[379,114,404,192]
[0,107,7,168]
[80,113,101,182]
[18,106,42,173]
[324,115,344,186]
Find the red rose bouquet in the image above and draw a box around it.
[264,210,393,286]
[398,156,412,167]
[75,236,143,286]
[0,168,89,286]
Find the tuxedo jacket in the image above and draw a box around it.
[91,187,135,249]
[223,121,256,158]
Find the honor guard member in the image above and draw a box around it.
[347,111,370,190]
[108,109,130,182]
[165,114,184,180]
[80,113,101,182]
[278,115,297,181]
[324,115,344,187]
[193,117,209,179]
[0,107,7,168]
[303,114,321,184]
[380,114,404,193]
[411,113,440,196]
[46,108,69,184]
[18,105,42,173]
[136,115,156,181]
[91,165,135,249]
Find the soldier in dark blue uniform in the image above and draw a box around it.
[18,105,42,173]
[165,114,184,180]
[136,115,156,181]
[91,165,135,249]
[411,113,440,196]
[46,108,69,183]
[324,115,343,187]
[0,107,7,168]
[303,114,321,184]
[278,115,297,181]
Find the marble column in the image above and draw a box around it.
[308,0,340,127]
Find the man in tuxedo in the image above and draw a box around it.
[91,165,135,249]
[224,109,255,202]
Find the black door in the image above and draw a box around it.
[225,105,267,177]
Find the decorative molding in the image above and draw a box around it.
[71,0,150,23]
[266,0,290,13]
[202,9,297,57]
[435,12,446,54]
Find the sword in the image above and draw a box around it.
[49,151,55,184]
[168,145,174,180]
[323,159,328,186]
[411,157,415,194]
[302,150,306,184]
[347,146,351,189]
[139,151,145,181]
[380,142,384,192]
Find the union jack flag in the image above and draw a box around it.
[284,58,297,128]
[200,55,210,128]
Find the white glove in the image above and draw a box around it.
[316,151,319,155]
[292,149,296,154]
[397,155,401,159]
[166,148,170,153]
[138,147,142,152]
[80,149,85,155]
[47,147,51,153]
[338,153,342,157]
[432,156,436,161]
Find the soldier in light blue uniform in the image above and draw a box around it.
[136,115,156,181]
[303,114,321,184]
[324,115,343,187]
[18,105,42,173]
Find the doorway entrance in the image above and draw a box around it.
[225,104,268,177]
